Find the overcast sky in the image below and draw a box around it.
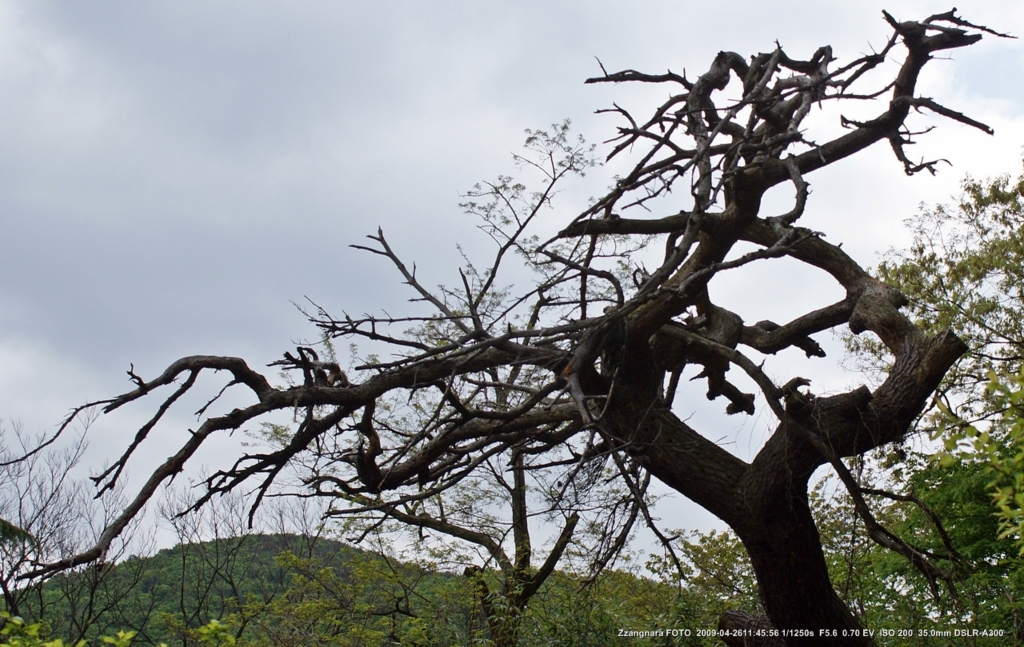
[2,0,1023,540]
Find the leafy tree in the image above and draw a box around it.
[847,161,1024,549]
[669,458,1024,646]
[0,613,237,647]
[974,369,1024,548]
[858,166,1024,422]
[21,10,1014,644]
[0,519,33,546]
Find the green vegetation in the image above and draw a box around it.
[0,520,33,546]
[12,468,1024,647]
[849,165,1024,550]
[0,613,237,647]
[836,162,1024,642]
[818,457,1024,643]
[10,534,699,647]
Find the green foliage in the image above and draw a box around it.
[848,162,1024,552]
[244,548,457,647]
[14,535,342,646]
[192,621,232,647]
[856,167,1024,406]
[10,534,724,647]
[519,571,680,646]
[937,367,1024,552]
[0,519,34,546]
[0,613,77,647]
[657,464,1024,644]
[985,369,1024,546]
[811,459,1024,643]
[0,612,234,647]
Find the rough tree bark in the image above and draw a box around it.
[19,10,1010,646]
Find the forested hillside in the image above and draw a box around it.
[7,458,1024,647]
[11,533,696,646]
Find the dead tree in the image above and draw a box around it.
[20,10,1011,645]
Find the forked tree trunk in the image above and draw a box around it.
[603,327,966,646]
[737,479,870,646]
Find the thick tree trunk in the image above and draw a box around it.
[610,403,873,645]
[736,478,871,646]
[603,323,967,646]
[719,612,789,647]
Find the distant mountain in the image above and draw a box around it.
[20,533,370,646]
[12,533,688,647]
